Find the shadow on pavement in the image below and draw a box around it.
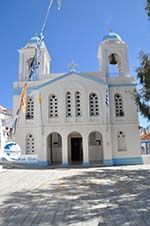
[0,167,150,225]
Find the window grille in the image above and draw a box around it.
[49,95,58,118]
[66,92,72,117]
[26,134,35,154]
[26,96,34,120]
[89,93,99,116]
[75,91,81,117]
[114,94,124,117]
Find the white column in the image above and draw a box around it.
[38,133,48,166]
[62,135,68,166]
[103,130,113,166]
[82,135,89,166]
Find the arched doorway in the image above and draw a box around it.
[88,131,103,164]
[47,132,62,165]
[68,132,83,164]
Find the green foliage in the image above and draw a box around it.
[145,0,150,18]
[136,51,150,120]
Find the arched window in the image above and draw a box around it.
[26,133,35,154]
[66,92,72,117]
[49,94,58,118]
[114,93,124,117]
[117,131,126,151]
[75,91,81,117]
[26,96,34,120]
[89,93,99,116]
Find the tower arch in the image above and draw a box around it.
[97,32,130,77]
[18,35,51,82]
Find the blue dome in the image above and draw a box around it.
[29,35,41,44]
[102,32,122,42]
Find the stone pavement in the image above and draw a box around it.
[0,165,150,226]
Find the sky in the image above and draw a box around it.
[0,0,149,127]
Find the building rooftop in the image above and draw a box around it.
[141,133,150,141]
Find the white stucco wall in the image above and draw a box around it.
[13,34,142,166]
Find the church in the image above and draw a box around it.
[13,32,143,166]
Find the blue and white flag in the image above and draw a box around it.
[12,108,20,135]
[105,89,109,106]
[105,88,109,132]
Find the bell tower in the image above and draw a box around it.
[97,32,130,77]
[18,35,51,81]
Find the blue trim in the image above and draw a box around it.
[82,162,90,167]
[38,160,49,166]
[103,160,113,166]
[113,157,143,165]
[109,83,136,87]
[62,162,69,167]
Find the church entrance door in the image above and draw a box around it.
[68,132,83,164]
[71,138,83,162]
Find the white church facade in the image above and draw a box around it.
[13,32,143,166]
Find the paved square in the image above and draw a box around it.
[0,165,150,226]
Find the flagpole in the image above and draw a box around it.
[39,91,44,135]
[41,0,54,34]
[12,0,62,135]
[106,110,109,132]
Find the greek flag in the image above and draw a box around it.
[28,51,40,80]
[105,88,109,132]
[105,89,109,106]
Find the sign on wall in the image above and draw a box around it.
[15,155,38,164]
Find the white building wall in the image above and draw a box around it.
[13,33,142,166]
[13,73,142,166]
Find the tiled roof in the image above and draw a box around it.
[141,133,150,141]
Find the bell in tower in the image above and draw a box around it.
[97,32,130,78]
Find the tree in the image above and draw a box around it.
[136,0,150,120]
[136,52,150,120]
[145,0,150,18]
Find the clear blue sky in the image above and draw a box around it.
[0,0,149,127]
